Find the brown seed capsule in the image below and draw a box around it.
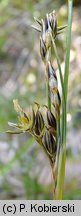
[40,36,47,61]
[47,61,58,92]
[45,11,57,39]
[47,61,57,81]
[43,130,57,155]
[54,90,61,107]
[52,90,61,118]
[33,110,44,136]
[47,109,57,130]
[31,108,35,128]
[57,90,61,106]
[45,13,51,31]
[49,11,57,38]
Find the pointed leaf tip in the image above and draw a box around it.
[13,99,22,113]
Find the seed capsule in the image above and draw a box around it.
[54,90,61,107]
[47,61,58,92]
[49,10,57,38]
[45,11,57,39]
[52,90,61,117]
[33,110,44,136]
[30,107,35,129]
[40,36,47,61]
[41,18,52,50]
[43,130,57,155]
[47,61,56,78]
[45,13,51,31]
[47,109,57,130]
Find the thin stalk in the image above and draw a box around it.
[55,0,73,199]
[63,0,73,144]
[51,35,65,102]
[64,0,73,100]
[50,35,65,199]
[51,35,66,143]
[55,146,66,199]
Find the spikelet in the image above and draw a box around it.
[33,109,44,136]
[43,130,57,155]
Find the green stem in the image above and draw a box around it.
[64,0,73,100]
[51,35,66,143]
[51,35,65,102]
[56,0,73,199]
[55,146,66,199]
[63,0,73,145]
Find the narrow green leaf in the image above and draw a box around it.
[6,130,23,134]
[56,0,73,200]
[34,17,41,25]
[31,25,41,32]
[57,25,67,31]
[64,0,73,100]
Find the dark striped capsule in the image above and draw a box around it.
[45,13,51,31]
[47,61,58,92]
[33,110,44,136]
[45,11,57,38]
[47,110,57,130]
[47,61,57,80]
[49,11,57,38]
[43,130,57,154]
[40,36,47,61]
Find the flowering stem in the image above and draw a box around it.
[55,0,73,199]
[51,35,66,143]
[51,37,64,94]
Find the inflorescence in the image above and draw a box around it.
[6,10,67,187]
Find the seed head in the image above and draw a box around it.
[49,10,57,38]
[33,110,44,136]
[45,11,57,39]
[43,130,57,155]
[52,90,61,118]
[40,36,47,61]
[45,13,51,31]
[47,61,58,92]
[47,109,57,130]
[41,18,52,50]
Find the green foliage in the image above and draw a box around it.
[0,137,34,176]
[64,189,81,200]
[23,174,50,199]
[0,95,16,131]
[56,0,73,199]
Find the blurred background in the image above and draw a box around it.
[0,0,81,200]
